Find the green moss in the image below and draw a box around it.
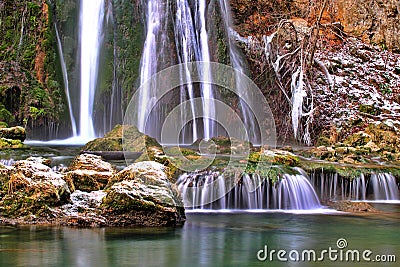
[359,104,381,115]
[102,191,156,213]
[0,138,25,149]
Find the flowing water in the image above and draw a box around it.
[310,171,400,203]
[78,0,105,139]
[54,24,77,137]
[0,211,399,267]
[136,0,263,144]
[177,168,321,210]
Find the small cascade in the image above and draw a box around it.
[370,173,399,201]
[310,171,399,202]
[0,159,15,167]
[176,168,321,210]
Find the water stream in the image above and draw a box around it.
[78,0,105,140]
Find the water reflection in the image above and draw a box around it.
[0,211,399,267]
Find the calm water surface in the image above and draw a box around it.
[0,207,399,267]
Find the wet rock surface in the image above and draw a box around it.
[0,157,185,227]
[65,154,115,192]
[328,201,379,213]
[102,161,185,227]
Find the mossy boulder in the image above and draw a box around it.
[0,138,24,149]
[0,126,26,141]
[102,161,185,226]
[0,160,70,217]
[259,149,300,167]
[82,124,156,152]
[66,154,115,192]
[68,154,115,172]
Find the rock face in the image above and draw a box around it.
[334,0,400,52]
[0,160,70,217]
[102,161,185,226]
[65,154,115,192]
[306,120,400,164]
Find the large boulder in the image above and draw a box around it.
[82,124,152,152]
[65,154,115,192]
[0,160,70,217]
[102,161,185,226]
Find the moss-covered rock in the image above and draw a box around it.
[193,136,253,155]
[82,124,160,154]
[0,138,25,149]
[0,160,70,217]
[68,154,115,172]
[0,126,26,141]
[102,161,185,226]
[344,132,372,147]
[66,154,115,192]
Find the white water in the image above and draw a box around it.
[310,171,399,201]
[137,0,163,134]
[54,24,77,137]
[138,0,220,142]
[175,0,198,142]
[78,0,105,139]
[177,168,322,210]
[219,0,258,143]
[370,173,399,200]
[197,0,216,139]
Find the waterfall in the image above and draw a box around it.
[137,0,263,143]
[177,168,321,210]
[218,0,259,143]
[370,173,399,201]
[78,0,105,140]
[310,171,399,202]
[174,0,199,143]
[197,0,216,140]
[54,24,77,137]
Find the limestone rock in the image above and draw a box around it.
[0,160,70,217]
[102,161,185,226]
[66,154,115,192]
[68,153,114,172]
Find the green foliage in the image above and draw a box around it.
[29,106,45,120]
[0,104,14,125]
[379,83,391,95]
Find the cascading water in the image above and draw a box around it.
[370,173,399,201]
[309,171,399,202]
[177,168,321,210]
[218,0,259,143]
[137,0,262,143]
[55,24,77,137]
[78,0,105,140]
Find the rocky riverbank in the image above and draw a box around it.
[0,154,185,227]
